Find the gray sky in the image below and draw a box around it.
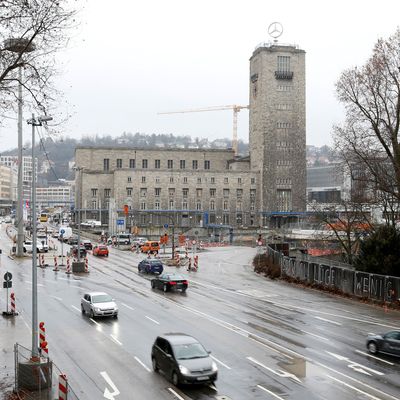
[1,0,400,151]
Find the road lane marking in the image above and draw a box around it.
[121,303,135,311]
[134,356,151,372]
[354,350,395,365]
[247,356,301,383]
[50,295,63,301]
[100,371,120,400]
[210,355,231,369]
[302,330,330,342]
[145,316,160,325]
[257,385,285,400]
[110,335,123,346]
[71,305,81,313]
[326,351,384,376]
[168,388,185,400]
[326,374,382,400]
[90,318,100,326]
[314,316,342,326]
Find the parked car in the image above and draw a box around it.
[141,241,160,254]
[151,273,188,292]
[132,237,148,247]
[12,240,48,253]
[93,245,109,257]
[107,233,131,245]
[138,259,164,274]
[366,331,400,356]
[67,235,79,245]
[71,245,87,258]
[81,292,118,318]
[151,333,217,386]
[4,216,12,223]
[82,239,93,250]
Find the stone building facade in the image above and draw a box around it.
[75,41,306,229]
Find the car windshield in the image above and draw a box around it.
[149,260,161,264]
[92,294,113,303]
[167,274,185,280]
[173,342,209,360]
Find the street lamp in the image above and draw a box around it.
[3,38,35,257]
[73,166,84,262]
[27,114,52,359]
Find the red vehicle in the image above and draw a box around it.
[93,245,109,257]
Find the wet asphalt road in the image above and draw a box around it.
[0,224,399,400]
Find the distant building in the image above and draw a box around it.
[0,164,17,214]
[36,186,73,208]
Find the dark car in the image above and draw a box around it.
[138,259,164,274]
[71,245,87,258]
[151,333,217,386]
[151,273,188,292]
[68,235,79,245]
[367,331,400,356]
[82,239,93,250]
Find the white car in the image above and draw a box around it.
[12,240,49,253]
[81,292,118,319]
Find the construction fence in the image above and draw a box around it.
[266,246,400,304]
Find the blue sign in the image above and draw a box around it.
[116,219,124,226]
[163,223,169,229]
[60,229,65,235]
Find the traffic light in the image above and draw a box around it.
[123,204,129,215]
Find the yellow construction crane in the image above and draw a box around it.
[158,104,249,156]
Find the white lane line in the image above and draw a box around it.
[121,302,135,311]
[314,316,342,326]
[210,354,231,370]
[145,316,160,325]
[110,334,123,346]
[355,350,395,366]
[247,356,301,383]
[70,285,82,289]
[50,295,63,301]
[134,356,151,372]
[71,305,81,313]
[302,330,330,342]
[90,318,100,326]
[257,385,285,400]
[26,281,32,284]
[326,374,382,400]
[168,387,185,400]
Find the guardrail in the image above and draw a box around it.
[266,246,400,304]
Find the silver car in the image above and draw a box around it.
[81,292,118,319]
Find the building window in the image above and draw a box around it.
[169,200,174,210]
[238,177,242,184]
[250,202,255,211]
[182,201,188,210]
[183,177,188,183]
[196,202,202,210]
[155,159,161,169]
[129,159,135,169]
[210,200,215,210]
[223,214,229,224]
[140,188,147,197]
[236,201,242,211]
[91,200,97,209]
[167,160,173,169]
[210,177,215,184]
[182,188,189,197]
[104,188,111,198]
[223,189,229,197]
[140,202,146,210]
[155,201,160,210]
[192,160,198,170]
[236,213,243,224]
[224,177,228,184]
[170,177,174,183]
[169,188,175,197]
[155,177,160,183]
[251,178,255,184]
[127,177,132,183]
[103,159,109,171]
[196,188,202,197]
[142,159,148,169]
[223,200,228,210]
[250,189,256,201]
[197,177,202,184]
[126,188,132,196]
[141,176,146,183]
[116,159,122,169]
[277,189,292,212]
[210,188,216,197]
[277,55,290,72]
[204,160,210,170]
[91,188,97,197]
[237,189,243,198]
[155,188,161,196]
[180,160,186,169]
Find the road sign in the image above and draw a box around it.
[163,223,169,229]
[4,272,12,281]
[60,228,65,235]
[3,281,12,289]
[116,219,124,226]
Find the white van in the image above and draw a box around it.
[58,226,72,241]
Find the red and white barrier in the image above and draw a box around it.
[40,254,45,268]
[58,374,68,400]
[10,292,16,314]
[187,257,192,271]
[193,255,198,271]
[84,257,89,273]
[39,322,48,355]
[53,256,59,272]
[147,251,151,259]
[65,257,71,274]
[174,252,180,264]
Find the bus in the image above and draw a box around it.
[39,212,48,223]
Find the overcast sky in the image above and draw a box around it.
[1,0,400,151]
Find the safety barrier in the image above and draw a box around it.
[59,374,68,400]
[84,257,89,273]
[10,292,16,314]
[66,257,71,274]
[39,322,48,355]
[53,256,59,271]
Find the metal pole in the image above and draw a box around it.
[77,168,81,262]
[16,66,24,257]
[31,114,38,359]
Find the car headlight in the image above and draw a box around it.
[94,307,101,312]
[211,361,218,372]
[179,365,190,375]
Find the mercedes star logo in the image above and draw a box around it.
[268,22,283,39]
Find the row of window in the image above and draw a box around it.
[104,158,212,172]
[91,188,257,199]
[276,85,292,92]
[124,176,256,185]
[275,104,293,111]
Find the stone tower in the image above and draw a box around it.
[249,42,306,216]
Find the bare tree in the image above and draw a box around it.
[334,29,400,206]
[0,0,77,118]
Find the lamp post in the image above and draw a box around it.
[73,166,84,262]
[27,114,52,359]
[4,38,35,257]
